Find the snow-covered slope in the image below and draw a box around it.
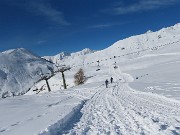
[0,48,54,98]
[40,23,180,97]
[43,24,180,69]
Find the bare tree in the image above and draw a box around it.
[74,68,86,85]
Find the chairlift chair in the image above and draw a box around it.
[96,60,100,71]
[113,56,118,69]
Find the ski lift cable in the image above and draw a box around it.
[70,39,180,68]
[98,39,179,66]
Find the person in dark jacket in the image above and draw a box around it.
[105,79,109,88]
[110,77,113,83]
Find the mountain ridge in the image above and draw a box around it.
[43,48,95,64]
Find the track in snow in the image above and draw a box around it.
[65,67,180,135]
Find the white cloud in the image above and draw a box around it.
[112,0,179,15]
[30,1,70,26]
[37,40,47,45]
[89,24,114,29]
[89,22,126,29]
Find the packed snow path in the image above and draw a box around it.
[66,74,180,135]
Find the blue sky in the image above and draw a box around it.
[0,0,180,56]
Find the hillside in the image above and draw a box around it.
[44,24,180,68]
[0,48,54,98]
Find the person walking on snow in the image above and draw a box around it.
[110,77,113,83]
[105,79,109,88]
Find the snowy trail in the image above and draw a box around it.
[66,68,180,135]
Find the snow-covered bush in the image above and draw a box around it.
[2,91,13,98]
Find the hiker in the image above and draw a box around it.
[110,77,113,83]
[105,79,109,88]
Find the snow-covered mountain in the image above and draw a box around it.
[43,51,71,64]
[0,48,54,98]
[43,48,95,64]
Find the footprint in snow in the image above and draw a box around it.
[37,113,47,118]
[160,124,168,130]
[175,127,180,129]
[27,118,34,121]
[0,128,6,132]
[37,115,42,117]
[10,121,20,127]
[172,130,180,135]
[152,117,159,123]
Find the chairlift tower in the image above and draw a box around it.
[39,73,52,92]
[56,64,71,89]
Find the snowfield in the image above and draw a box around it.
[0,23,180,135]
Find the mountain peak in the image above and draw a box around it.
[71,48,94,56]
[43,48,94,64]
[146,30,153,34]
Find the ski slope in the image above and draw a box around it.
[66,67,180,135]
[0,64,179,135]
